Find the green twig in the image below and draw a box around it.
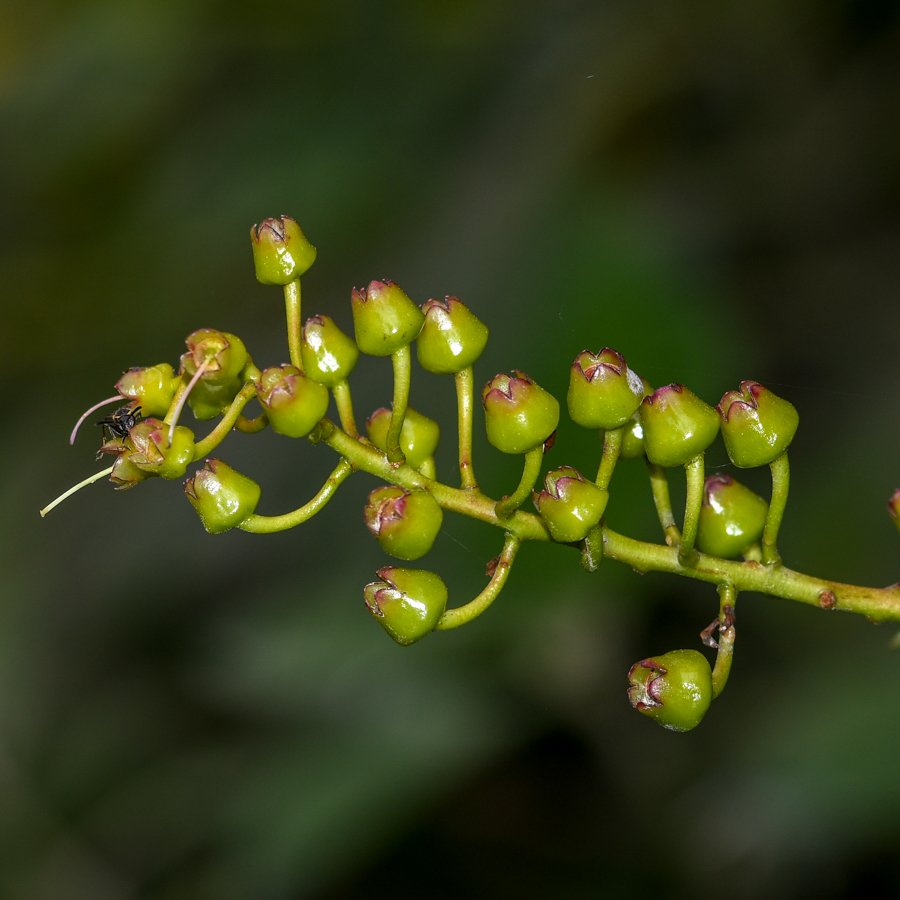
[284,279,303,371]
[646,460,681,546]
[596,426,623,490]
[496,445,544,519]
[455,366,478,489]
[193,383,258,459]
[762,452,790,566]
[332,379,358,438]
[386,345,411,466]
[679,454,704,565]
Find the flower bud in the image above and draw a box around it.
[567,349,645,430]
[717,381,799,468]
[102,446,153,490]
[364,486,443,560]
[180,329,248,386]
[187,377,243,421]
[482,371,560,455]
[116,364,180,418]
[127,418,196,480]
[889,489,900,534]
[256,365,330,438]
[363,566,448,646]
[351,280,425,357]
[301,315,360,387]
[416,296,489,374]
[696,474,768,558]
[627,649,712,732]
[184,459,261,533]
[366,405,440,470]
[533,466,609,543]
[607,377,653,461]
[250,216,317,285]
[640,384,719,467]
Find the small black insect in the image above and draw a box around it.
[96,405,142,443]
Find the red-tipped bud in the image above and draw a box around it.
[351,280,425,357]
[717,381,799,468]
[416,296,489,374]
[627,649,712,732]
[256,365,330,438]
[482,371,560,455]
[180,329,248,386]
[364,486,443,560]
[301,315,360,387]
[183,459,261,533]
[532,466,609,543]
[365,406,440,470]
[567,348,645,430]
[696,474,768,558]
[363,567,448,646]
[889,489,900,534]
[639,384,720,467]
[127,418,196,480]
[115,364,180,418]
[250,216,317,285]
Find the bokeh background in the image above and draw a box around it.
[3,1,900,897]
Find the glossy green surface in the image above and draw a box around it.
[115,363,181,418]
[351,280,425,357]
[640,384,719,467]
[567,348,645,430]
[301,315,360,387]
[364,486,443,560]
[718,381,800,468]
[627,649,712,732]
[128,419,196,480]
[366,405,440,470]
[416,296,489,374]
[250,216,317,285]
[257,365,330,438]
[697,473,769,558]
[363,567,448,646]
[180,329,248,385]
[533,466,609,543]
[186,376,243,421]
[482,371,560,455]
[184,459,261,534]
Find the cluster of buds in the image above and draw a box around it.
[44,214,900,736]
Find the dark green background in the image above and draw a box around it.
[3,1,900,897]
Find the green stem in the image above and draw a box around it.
[711,584,736,699]
[239,460,353,533]
[320,419,551,542]
[763,452,790,566]
[436,534,521,630]
[596,427,623,490]
[193,383,257,459]
[40,466,115,517]
[284,279,303,371]
[646,461,681,546]
[679,454,704,564]
[332,379,358,438]
[386,345,411,466]
[235,413,268,434]
[455,367,478,489]
[496,445,544,519]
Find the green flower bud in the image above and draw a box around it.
[567,348,645,430]
[250,216,317,285]
[640,384,719,467]
[127,418,196,480]
[97,442,153,490]
[186,377,243,421]
[180,329,248,386]
[363,566,448,646]
[627,649,712,732]
[256,365,330,438]
[717,381,799,468]
[115,364,180,418]
[184,459,261,534]
[482,370,560,455]
[696,474,768,558]
[889,489,900,535]
[351,279,425,357]
[416,296,489,374]
[532,466,609,543]
[364,486,443,560]
[366,405,440,470]
[301,315,360,387]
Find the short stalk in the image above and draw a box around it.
[40,466,115,517]
[235,413,268,434]
[284,279,304,371]
[596,426,623,490]
[455,367,478,489]
[762,452,790,566]
[193,383,257,459]
[581,525,604,572]
[646,461,680,546]
[679,454,704,565]
[710,584,737,699]
[436,534,521,630]
[240,460,353,533]
[386,344,411,466]
[496,445,544,519]
[332,379,358,437]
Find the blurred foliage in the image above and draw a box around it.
[3,0,900,897]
